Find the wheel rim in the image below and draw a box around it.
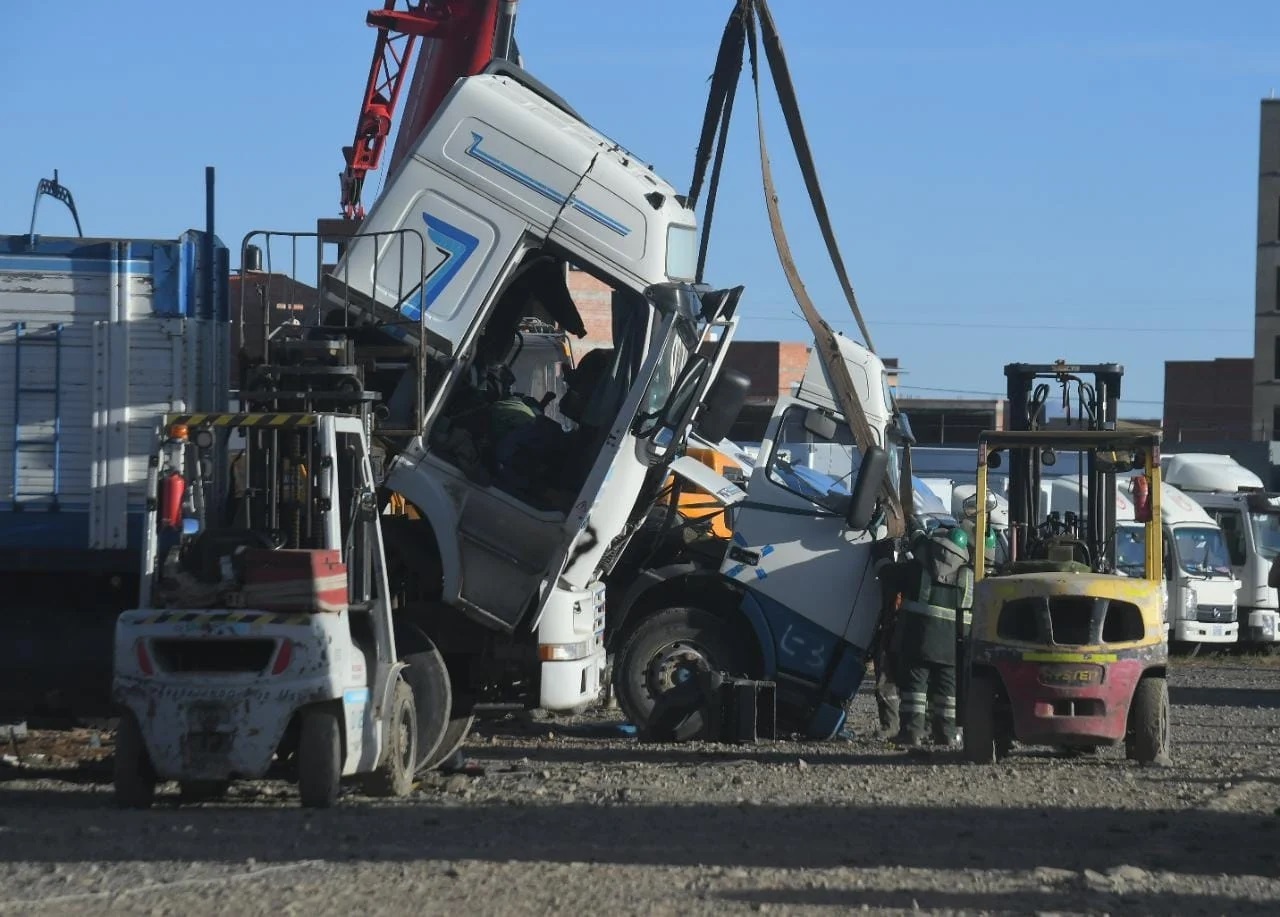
[644,640,716,698]
[397,702,415,774]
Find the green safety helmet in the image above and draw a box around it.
[985,528,997,551]
[947,526,970,550]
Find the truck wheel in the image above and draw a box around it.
[613,607,749,734]
[1126,676,1171,765]
[363,680,418,798]
[962,675,1000,765]
[400,648,452,772]
[297,706,343,808]
[178,781,230,804]
[113,711,157,809]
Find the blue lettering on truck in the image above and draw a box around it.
[398,214,480,322]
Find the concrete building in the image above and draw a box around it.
[1252,99,1280,438]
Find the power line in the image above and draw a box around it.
[743,314,1252,334]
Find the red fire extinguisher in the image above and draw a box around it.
[1132,474,1151,523]
[160,471,186,530]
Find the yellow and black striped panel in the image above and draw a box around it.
[141,610,312,627]
[167,413,316,429]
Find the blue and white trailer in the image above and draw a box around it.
[0,231,228,715]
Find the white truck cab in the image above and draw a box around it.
[1114,476,1239,650]
[1164,454,1279,648]
[314,63,743,719]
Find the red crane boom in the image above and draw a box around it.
[340,0,504,219]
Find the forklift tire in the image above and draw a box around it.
[178,781,230,804]
[400,648,453,773]
[363,680,418,798]
[962,675,1000,765]
[297,706,343,808]
[113,711,157,809]
[613,607,750,735]
[1126,676,1171,766]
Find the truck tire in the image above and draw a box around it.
[1126,676,1171,765]
[613,607,749,735]
[297,706,343,808]
[362,680,418,798]
[400,647,452,773]
[113,711,157,809]
[962,674,1000,765]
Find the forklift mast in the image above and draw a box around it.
[1003,361,1124,571]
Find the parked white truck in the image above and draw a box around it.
[1163,454,1280,650]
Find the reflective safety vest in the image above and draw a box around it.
[897,561,974,665]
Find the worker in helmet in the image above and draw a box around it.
[892,521,976,749]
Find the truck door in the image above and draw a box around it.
[722,398,884,686]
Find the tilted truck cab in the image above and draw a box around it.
[309,63,743,722]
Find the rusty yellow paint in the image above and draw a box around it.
[1022,651,1120,663]
[971,572,1164,649]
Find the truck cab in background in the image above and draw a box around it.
[1163,454,1280,650]
[1113,476,1239,652]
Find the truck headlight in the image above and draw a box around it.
[1182,585,1198,621]
[538,641,592,662]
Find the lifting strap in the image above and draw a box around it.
[689,0,903,535]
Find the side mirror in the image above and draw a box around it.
[987,450,1003,470]
[1041,448,1057,467]
[803,409,838,441]
[694,368,750,443]
[895,411,917,446]
[847,445,890,530]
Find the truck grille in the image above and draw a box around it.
[1196,605,1236,624]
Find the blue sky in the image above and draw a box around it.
[4,1,1277,415]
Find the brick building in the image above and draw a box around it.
[1164,357,1254,442]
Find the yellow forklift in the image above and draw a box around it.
[960,362,1170,765]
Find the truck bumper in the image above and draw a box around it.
[539,648,606,711]
[1171,621,1239,644]
[994,658,1143,746]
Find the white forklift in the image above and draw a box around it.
[112,329,423,807]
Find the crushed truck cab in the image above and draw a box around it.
[609,334,906,739]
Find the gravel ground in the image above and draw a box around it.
[0,660,1277,916]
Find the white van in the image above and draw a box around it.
[1164,454,1280,649]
